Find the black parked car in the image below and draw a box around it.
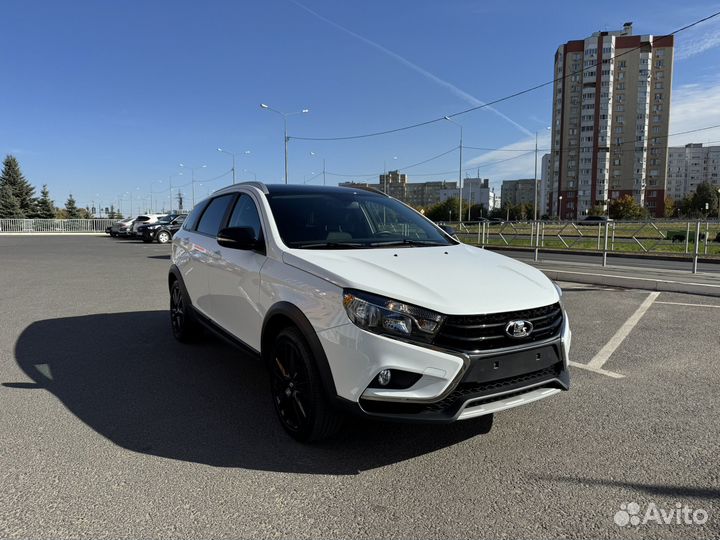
[138,214,186,244]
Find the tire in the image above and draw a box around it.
[268,326,344,442]
[110,232,117,237]
[170,279,200,343]
[156,230,171,244]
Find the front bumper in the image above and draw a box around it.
[318,312,571,423]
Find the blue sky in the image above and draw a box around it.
[3,0,720,213]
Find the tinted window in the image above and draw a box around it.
[182,202,208,231]
[196,194,236,236]
[228,194,263,240]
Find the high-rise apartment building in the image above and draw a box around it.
[548,23,674,218]
[667,143,720,201]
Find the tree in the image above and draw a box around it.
[0,181,23,218]
[64,194,80,219]
[608,195,647,220]
[588,205,606,217]
[692,182,719,216]
[425,197,467,222]
[0,155,35,217]
[35,184,56,219]
[663,195,676,218]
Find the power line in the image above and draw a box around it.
[289,10,720,142]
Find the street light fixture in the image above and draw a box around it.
[260,103,310,184]
[444,116,464,224]
[179,163,207,207]
[558,195,563,221]
[217,148,251,184]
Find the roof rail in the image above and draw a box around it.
[237,181,269,194]
[345,185,389,197]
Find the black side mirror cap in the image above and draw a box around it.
[217,227,259,250]
[438,224,458,239]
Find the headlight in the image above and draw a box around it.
[342,289,445,343]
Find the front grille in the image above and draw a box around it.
[433,303,563,352]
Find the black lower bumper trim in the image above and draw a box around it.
[357,361,569,423]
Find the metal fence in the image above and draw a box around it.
[0,219,115,233]
[442,220,720,274]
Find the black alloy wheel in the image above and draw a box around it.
[170,280,198,342]
[268,327,343,442]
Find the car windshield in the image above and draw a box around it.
[266,188,456,249]
[157,215,174,223]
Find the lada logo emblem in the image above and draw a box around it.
[505,320,533,338]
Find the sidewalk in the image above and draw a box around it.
[528,258,720,297]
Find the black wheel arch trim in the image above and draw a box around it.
[262,302,338,401]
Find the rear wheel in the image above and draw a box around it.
[170,280,200,342]
[268,327,343,442]
[157,230,171,244]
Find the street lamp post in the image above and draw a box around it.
[179,163,206,207]
[444,116,464,224]
[260,103,309,184]
[310,152,327,186]
[217,148,251,184]
[558,195,563,221]
[149,179,163,213]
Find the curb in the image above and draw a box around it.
[537,267,720,298]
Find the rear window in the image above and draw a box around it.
[136,216,150,222]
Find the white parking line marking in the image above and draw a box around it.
[568,361,625,379]
[655,301,720,309]
[586,291,661,370]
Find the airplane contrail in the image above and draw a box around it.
[288,0,533,137]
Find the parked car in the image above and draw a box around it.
[578,215,613,226]
[109,217,135,237]
[169,183,571,442]
[130,214,166,236]
[138,214,186,244]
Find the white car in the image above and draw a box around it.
[169,182,571,441]
[130,213,167,236]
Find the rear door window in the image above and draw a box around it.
[196,194,236,236]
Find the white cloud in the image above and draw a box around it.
[675,18,720,60]
[463,132,552,190]
[669,80,720,145]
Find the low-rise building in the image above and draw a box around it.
[501,179,536,207]
[340,171,457,209]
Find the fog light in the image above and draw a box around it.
[377,369,391,386]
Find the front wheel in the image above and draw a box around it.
[156,230,171,244]
[268,327,343,442]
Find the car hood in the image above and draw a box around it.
[282,243,559,315]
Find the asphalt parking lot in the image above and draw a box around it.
[1,235,718,539]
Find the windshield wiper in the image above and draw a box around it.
[293,241,367,249]
[368,239,447,247]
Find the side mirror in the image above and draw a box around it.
[217,227,259,250]
[438,224,458,239]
